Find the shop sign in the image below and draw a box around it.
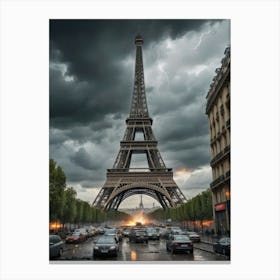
[215,203,226,211]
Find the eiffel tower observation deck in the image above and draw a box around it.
[93,34,187,210]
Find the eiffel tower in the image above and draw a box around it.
[93,34,187,210]
[139,195,144,209]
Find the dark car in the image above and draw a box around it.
[186,231,201,242]
[104,228,122,242]
[213,237,230,256]
[49,234,64,259]
[166,234,193,254]
[93,235,119,258]
[146,227,159,240]
[129,229,148,243]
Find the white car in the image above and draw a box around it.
[186,231,201,242]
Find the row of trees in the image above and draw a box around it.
[147,189,213,226]
[49,159,130,226]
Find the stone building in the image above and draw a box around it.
[206,47,230,235]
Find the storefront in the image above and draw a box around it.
[215,202,228,235]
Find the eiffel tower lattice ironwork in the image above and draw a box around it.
[93,35,187,210]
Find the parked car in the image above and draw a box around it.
[213,237,230,256]
[49,234,64,259]
[129,229,148,243]
[74,228,89,238]
[166,234,193,254]
[186,231,201,242]
[93,235,119,258]
[146,227,160,240]
[65,232,87,243]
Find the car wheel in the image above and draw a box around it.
[146,240,148,244]
[189,249,193,254]
[222,249,226,255]
[171,248,174,254]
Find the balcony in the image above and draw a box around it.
[224,145,230,154]
[210,175,225,188]
[210,151,223,166]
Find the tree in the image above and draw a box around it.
[62,187,77,224]
[49,159,66,221]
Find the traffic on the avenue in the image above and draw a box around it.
[50,218,230,262]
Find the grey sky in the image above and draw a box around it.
[49,19,230,208]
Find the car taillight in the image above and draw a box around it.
[190,242,193,246]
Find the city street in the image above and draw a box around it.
[52,236,229,262]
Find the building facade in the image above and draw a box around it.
[206,47,230,235]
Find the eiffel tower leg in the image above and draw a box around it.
[155,192,168,209]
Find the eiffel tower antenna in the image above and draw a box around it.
[93,35,187,210]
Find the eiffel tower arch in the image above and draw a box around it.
[93,35,187,210]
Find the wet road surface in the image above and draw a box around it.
[53,236,229,262]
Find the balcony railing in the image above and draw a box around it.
[224,145,230,154]
[210,146,230,166]
[210,175,225,188]
[210,151,223,166]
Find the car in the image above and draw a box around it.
[161,227,172,239]
[104,228,122,242]
[166,234,193,254]
[65,232,87,243]
[49,234,64,259]
[128,229,148,243]
[213,237,230,256]
[186,231,201,242]
[146,227,160,240]
[93,235,119,258]
[74,228,89,239]
[170,226,185,235]
[122,227,131,237]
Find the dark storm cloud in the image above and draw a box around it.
[50,20,214,129]
[49,19,230,201]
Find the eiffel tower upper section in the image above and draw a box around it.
[129,35,150,119]
[93,35,186,210]
[112,34,166,171]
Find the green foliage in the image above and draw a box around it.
[49,159,66,221]
[62,187,77,223]
[49,159,132,225]
[147,189,213,222]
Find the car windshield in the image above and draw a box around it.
[174,235,190,241]
[189,232,198,235]
[72,232,80,236]
[49,235,60,243]
[97,236,116,244]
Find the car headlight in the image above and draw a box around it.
[110,246,116,250]
[94,246,99,250]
